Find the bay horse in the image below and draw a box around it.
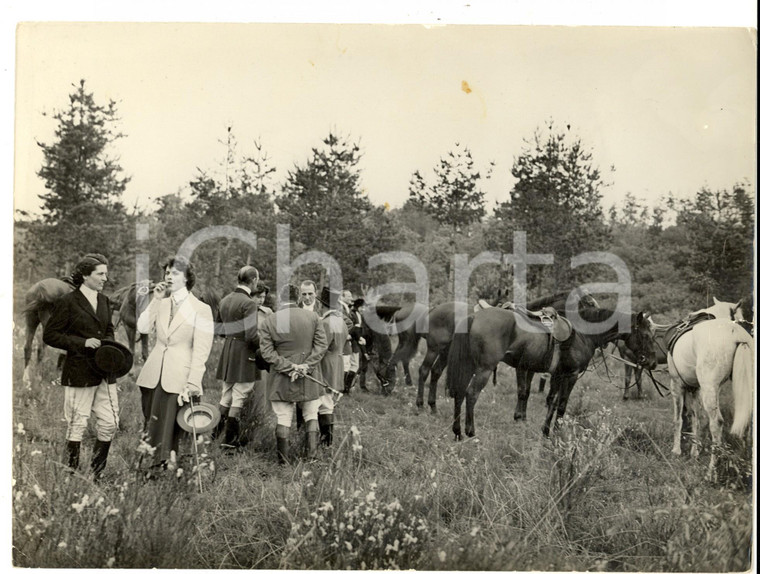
[619,298,745,400]
[667,318,753,479]
[22,277,76,384]
[447,306,655,440]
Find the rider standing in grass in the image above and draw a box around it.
[258,283,328,463]
[43,253,117,479]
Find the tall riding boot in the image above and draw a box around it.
[343,371,356,394]
[305,419,319,460]
[318,413,334,446]
[91,440,111,480]
[211,413,228,440]
[66,440,81,471]
[221,417,241,450]
[275,424,290,465]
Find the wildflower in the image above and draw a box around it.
[72,494,91,513]
[414,495,422,501]
[369,482,378,489]
[106,507,120,516]
[430,469,436,479]
[95,497,104,507]
[136,440,156,456]
[105,557,115,567]
[31,450,41,456]
[57,542,67,549]
[470,526,480,537]
[302,470,312,478]
[350,425,361,436]
[176,468,184,478]
[279,506,288,513]
[33,484,46,500]
[345,541,353,551]
[438,550,446,562]
[352,443,363,452]
[16,423,26,435]
[318,501,333,512]
[365,491,376,503]
[432,482,437,489]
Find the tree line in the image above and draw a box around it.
[14,80,755,320]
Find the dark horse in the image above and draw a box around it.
[447,305,656,440]
[22,277,76,384]
[376,289,599,413]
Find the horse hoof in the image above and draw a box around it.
[429,405,437,414]
[622,396,629,401]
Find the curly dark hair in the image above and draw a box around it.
[252,282,270,296]
[279,284,300,303]
[71,253,109,287]
[161,255,196,291]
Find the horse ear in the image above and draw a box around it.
[734,298,745,310]
[713,296,721,305]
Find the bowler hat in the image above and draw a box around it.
[176,402,222,434]
[352,298,365,309]
[91,340,134,379]
[317,286,342,309]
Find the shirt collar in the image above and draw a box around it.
[171,286,189,303]
[79,284,98,300]
[237,285,252,295]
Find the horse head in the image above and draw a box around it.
[626,311,658,370]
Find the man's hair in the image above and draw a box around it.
[237,265,259,286]
[161,255,196,291]
[72,253,108,287]
[279,284,300,303]
[299,280,316,293]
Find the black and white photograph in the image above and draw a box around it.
[5,3,756,571]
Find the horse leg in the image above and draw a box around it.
[465,370,494,437]
[543,374,563,436]
[699,382,723,480]
[428,350,447,413]
[554,375,578,430]
[453,387,465,440]
[23,313,41,386]
[537,373,549,393]
[670,384,685,455]
[416,349,436,409]
[403,360,413,386]
[635,367,643,399]
[684,389,702,460]
[622,365,632,400]
[514,370,533,421]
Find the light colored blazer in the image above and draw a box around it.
[135,292,214,395]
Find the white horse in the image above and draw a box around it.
[668,316,754,479]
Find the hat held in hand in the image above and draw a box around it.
[176,401,222,434]
[91,340,134,379]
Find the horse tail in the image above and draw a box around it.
[447,316,475,398]
[730,339,754,435]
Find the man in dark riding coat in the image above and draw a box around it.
[43,253,117,479]
[340,290,364,394]
[214,265,261,450]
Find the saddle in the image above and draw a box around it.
[664,312,715,354]
[502,303,574,343]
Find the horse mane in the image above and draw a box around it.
[527,290,573,310]
[576,306,617,323]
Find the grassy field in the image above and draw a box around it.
[11,321,754,571]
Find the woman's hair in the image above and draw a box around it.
[161,255,196,291]
[252,282,270,296]
[72,253,109,287]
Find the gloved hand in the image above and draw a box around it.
[358,337,366,345]
[177,384,200,406]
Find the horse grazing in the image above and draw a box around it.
[619,297,745,400]
[447,305,655,440]
[22,277,76,384]
[667,318,753,479]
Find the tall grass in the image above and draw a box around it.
[12,326,753,570]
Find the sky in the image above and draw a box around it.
[10,18,757,218]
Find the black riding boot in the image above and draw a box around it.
[275,424,290,465]
[221,417,241,450]
[305,419,319,460]
[211,413,228,440]
[91,440,111,480]
[66,440,81,471]
[358,369,368,390]
[343,371,356,394]
[318,413,334,447]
